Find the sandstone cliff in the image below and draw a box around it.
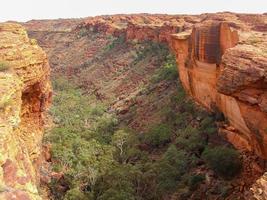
[0,23,51,200]
[24,13,267,199]
[171,21,267,159]
[78,13,267,159]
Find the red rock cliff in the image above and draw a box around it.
[0,23,51,200]
[171,21,267,159]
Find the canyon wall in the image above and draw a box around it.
[0,23,51,200]
[171,21,267,159]
[82,14,267,158]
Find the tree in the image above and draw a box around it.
[64,188,87,200]
[144,124,172,147]
[202,146,242,179]
[112,130,129,162]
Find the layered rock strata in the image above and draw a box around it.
[0,23,51,200]
[171,22,267,159]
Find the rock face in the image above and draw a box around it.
[251,173,267,200]
[0,23,51,200]
[171,21,267,159]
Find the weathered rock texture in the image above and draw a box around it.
[24,12,267,199]
[251,173,267,200]
[78,13,267,159]
[0,23,51,200]
[171,22,267,159]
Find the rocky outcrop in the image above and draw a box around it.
[0,23,51,200]
[251,173,267,200]
[126,22,184,44]
[171,21,267,160]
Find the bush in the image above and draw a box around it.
[202,146,242,179]
[152,54,178,82]
[200,116,217,135]
[144,124,172,147]
[105,36,125,51]
[94,165,136,200]
[134,41,169,63]
[156,145,188,194]
[188,174,205,191]
[64,188,87,200]
[175,125,206,155]
[0,62,10,72]
[78,28,88,38]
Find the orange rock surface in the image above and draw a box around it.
[171,21,267,159]
[0,23,51,200]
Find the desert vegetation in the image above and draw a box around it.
[0,62,10,72]
[46,37,242,200]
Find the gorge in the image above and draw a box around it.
[0,12,266,200]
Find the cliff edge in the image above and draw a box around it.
[0,23,51,200]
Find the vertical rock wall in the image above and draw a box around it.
[0,23,51,200]
[171,21,267,158]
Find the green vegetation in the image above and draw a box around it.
[134,41,169,64]
[202,146,242,179]
[104,35,125,51]
[152,54,178,82]
[47,77,118,199]
[0,62,10,72]
[188,174,205,191]
[47,39,242,199]
[144,124,172,147]
[156,145,189,194]
[77,28,89,38]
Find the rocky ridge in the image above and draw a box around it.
[0,23,51,200]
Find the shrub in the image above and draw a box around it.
[0,62,10,72]
[94,114,118,143]
[152,54,178,82]
[202,146,242,179]
[64,188,87,200]
[78,28,88,38]
[200,116,217,135]
[133,41,169,63]
[105,36,125,51]
[156,146,188,194]
[144,124,172,147]
[94,165,137,200]
[188,174,205,191]
[52,76,76,91]
[175,125,206,155]
[162,145,188,172]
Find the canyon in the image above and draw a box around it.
[79,13,267,159]
[0,12,266,199]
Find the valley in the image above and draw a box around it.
[0,12,266,200]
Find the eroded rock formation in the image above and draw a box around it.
[0,23,51,200]
[171,21,267,159]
